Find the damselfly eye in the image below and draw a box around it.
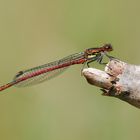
[104,44,113,51]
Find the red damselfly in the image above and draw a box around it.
[0,44,113,91]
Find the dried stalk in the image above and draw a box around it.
[83,59,140,109]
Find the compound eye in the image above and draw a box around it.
[104,44,112,50]
[105,44,111,49]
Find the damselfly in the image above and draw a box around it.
[0,44,113,91]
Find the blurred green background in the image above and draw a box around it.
[0,0,140,140]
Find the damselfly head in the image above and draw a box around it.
[102,44,113,52]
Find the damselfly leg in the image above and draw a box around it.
[86,53,106,67]
[105,53,115,60]
[86,54,101,67]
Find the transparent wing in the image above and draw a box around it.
[13,52,85,87]
[14,67,68,87]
